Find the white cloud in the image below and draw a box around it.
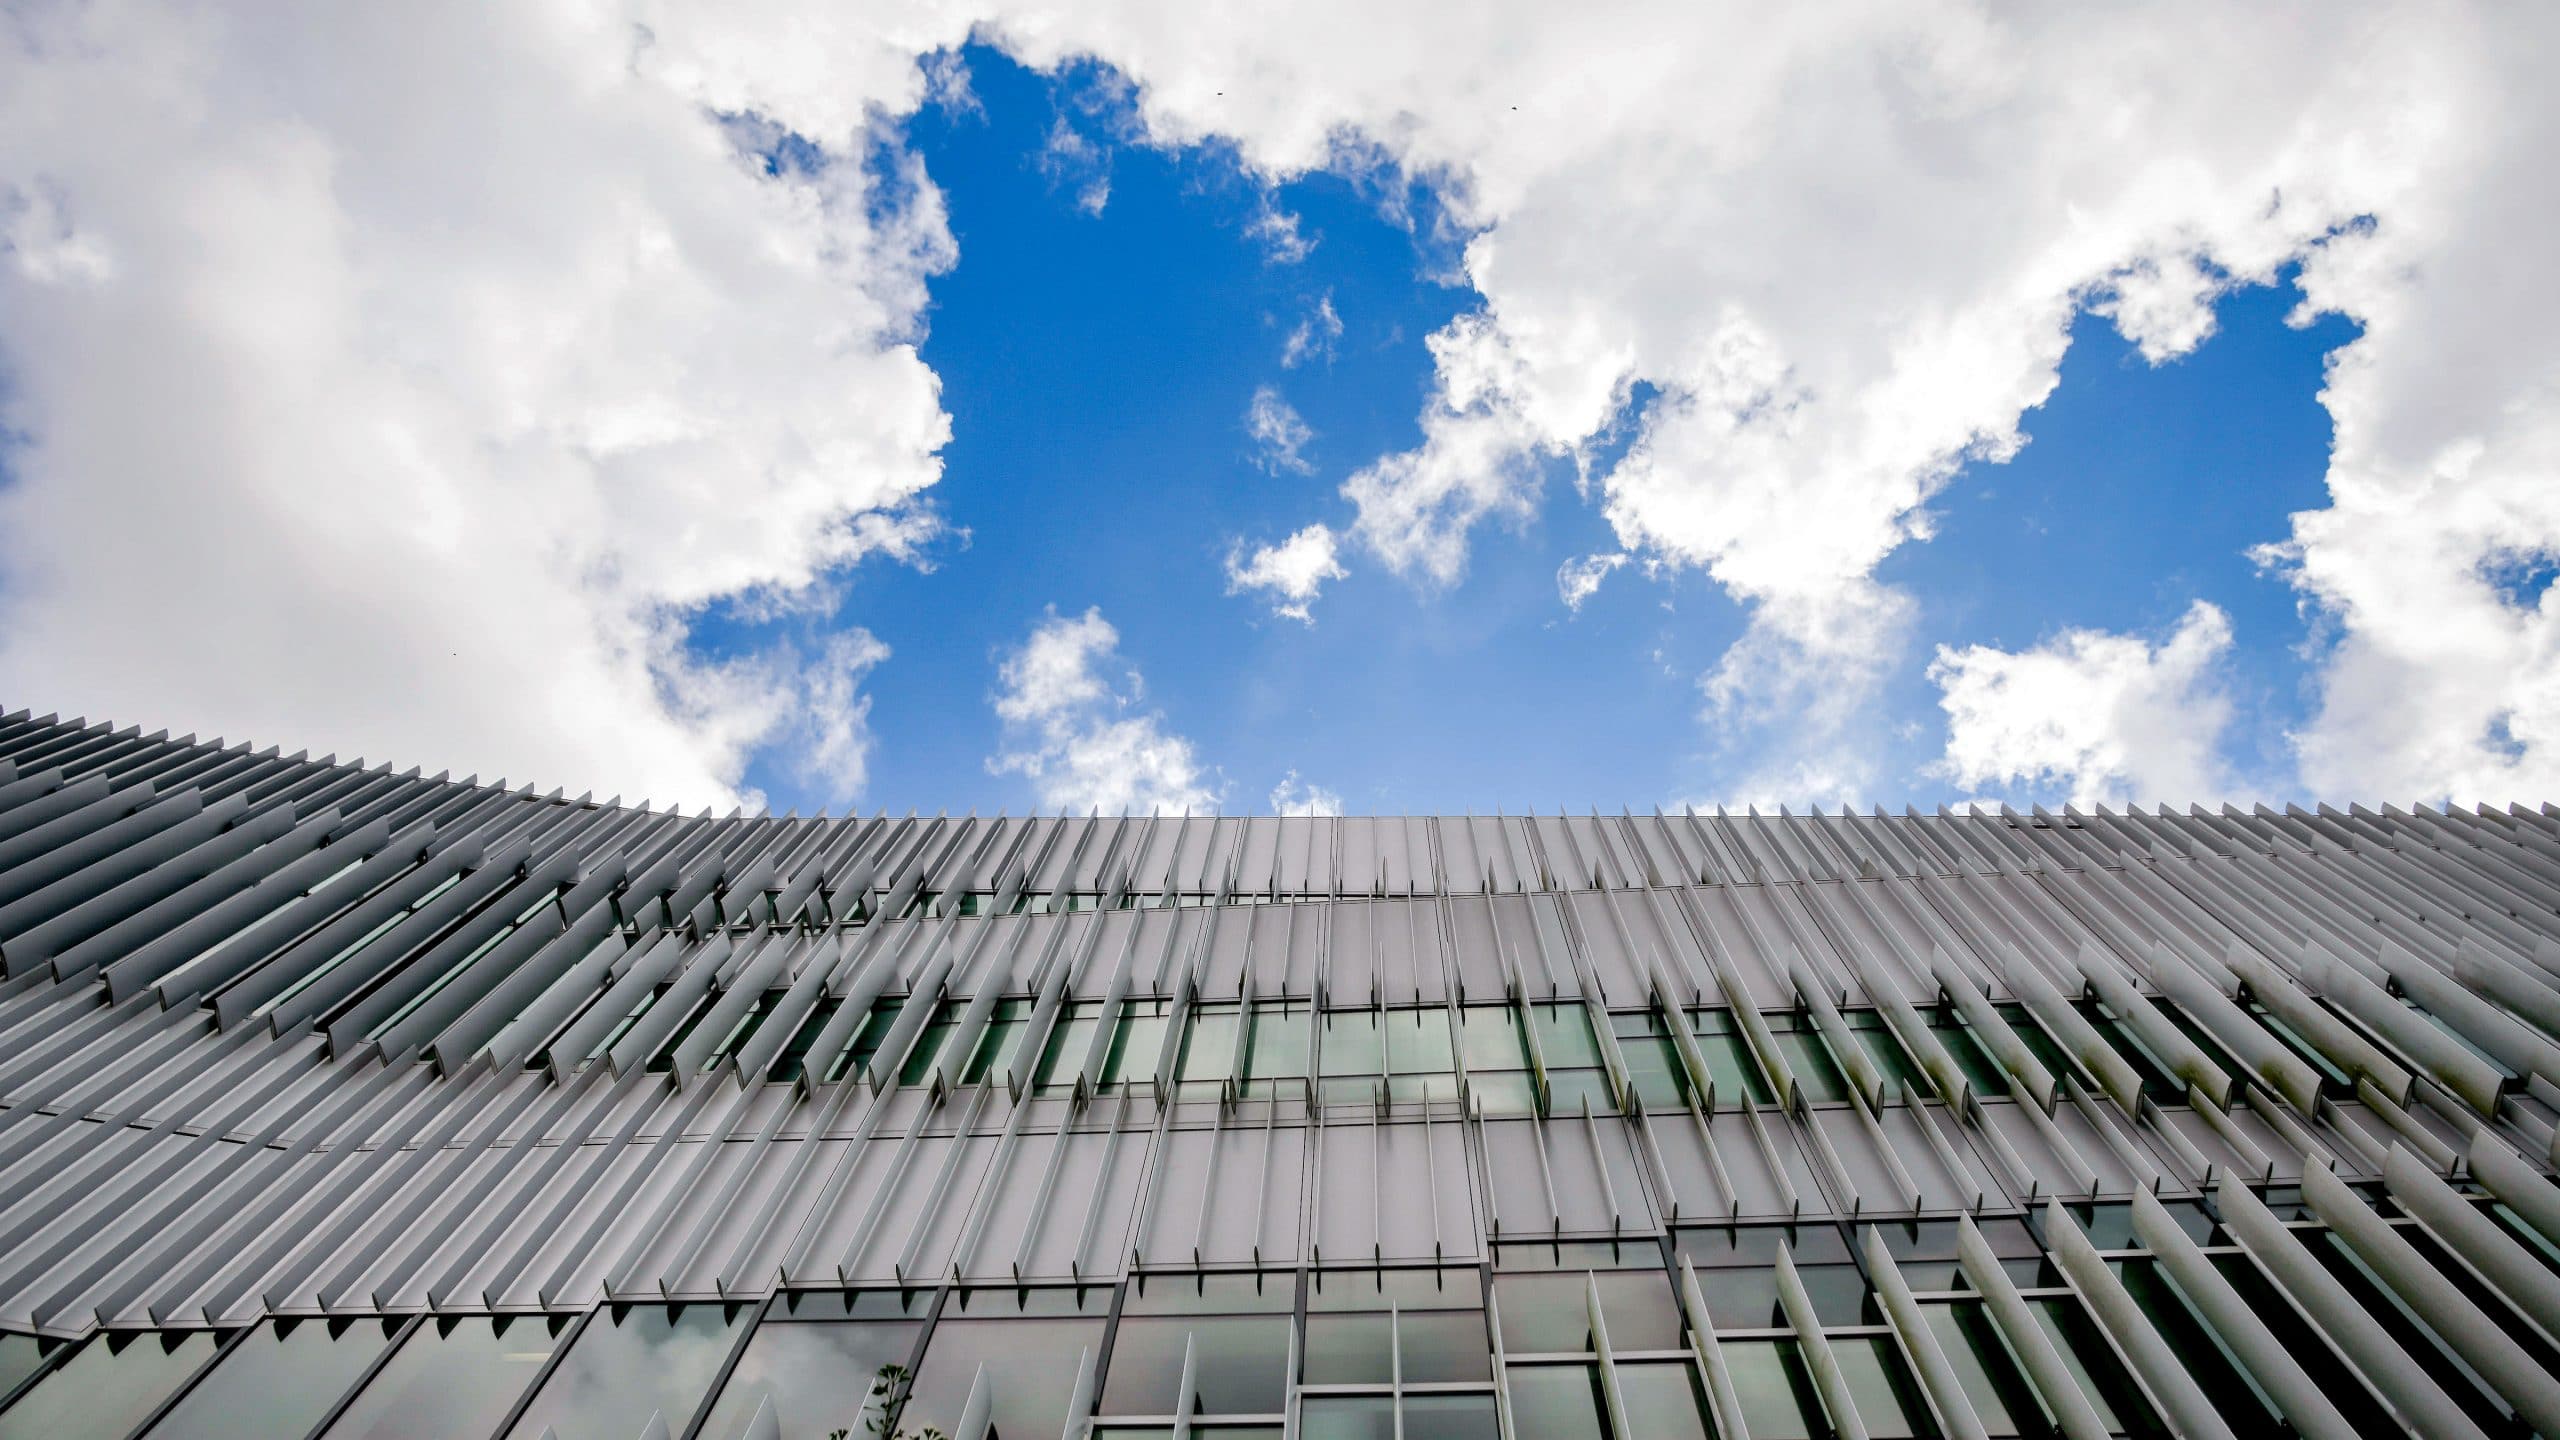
[1556,552,1627,611]
[989,608,1219,814]
[1929,601,2236,807]
[1269,770,1342,816]
[1225,524,1347,623]
[1245,385,1315,474]
[11,3,2560,811]
[980,2,2560,800]
[791,629,894,805]
[0,0,969,812]
[1247,201,1314,263]
[1281,292,1341,368]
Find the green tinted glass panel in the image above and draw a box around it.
[1299,1394,1396,1440]
[144,1318,399,1440]
[1302,1314,1395,1385]
[1458,1006,1527,1070]
[1178,1007,1240,1082]
[1770,1030,1848,1103]
[1386,1008,1455,1074]
[763,996,842,1083]
[829,996,906,1083]
[1544,1068,1617,1114]
[1320,1010,1385,1077]
[1616,1360,1712,1440]
[1832,1336,1928,1439]
[960,998,1033,1084]
[1243,1005,1310,1083]
[1695,1029,1776,1105]
[1719,1339,1822,1440]
[1502,1364,1609,1440]
[1467,1071,1538,1116]
[1101,1006,1170,1087]
[1034,1003,1103,1093]
[691,1319,919,1440]
[1399,1393,1500,1440]
[1530,1003,1602,1067]
[0,1330,218,1440]
[0,1334,58,1407]
[897,1004,960,1086]
[902,1317,1104,1438]
[1101,1316,1290,1415]
[1619,1034,1693,1107]
[318,1315,564,1440]
[502,1305,744,1440]
[1397,1310,1492,1382]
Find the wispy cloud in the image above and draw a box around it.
[1281,293,1342,368]
[1269,770,1343,815]
[1246,385,1315,474]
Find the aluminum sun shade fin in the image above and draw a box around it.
[2139,942,2327,1113]
[280,834,529,1040]
[0,779,160,896]
[2384,940,2560,1084]
[145,817,432,1009]
[0,793,262,973]
[604,932,733,1076]
[2214,1171,2490,1440]
[2300,1160,2560,1437]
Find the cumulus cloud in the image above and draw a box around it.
[1556,552,1628,612]
[1281,293,1341,368]
[1245,385,1315,474]
[0,0,972,811]
[1268,770,1343,816]
[1226,524,1346,623]
[791,629,895,805]
[989,608,1219,813]
[1929,602,2237,808]
[980,2,2560,801]
[12,2,2560,812]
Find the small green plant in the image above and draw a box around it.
[844,1364,947,1440]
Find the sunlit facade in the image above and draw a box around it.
[2,707,2559,1439]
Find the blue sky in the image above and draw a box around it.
[720,46,2358,817]
[3,7,2551,818]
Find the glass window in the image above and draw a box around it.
[1458,1005,1528,1071]
[1467,1070,1539,1117]
[1300,1394,1396,1440]
[1178,1005,1241,1085]
[1320,1010,1386,1077]
[1101,1001,1173,1088]
[1616,1360,1713,1440]
[1844,1010,1929,1092]
[902,1317,1105,1438]
[703,989,786,1068]
[142,1318,400,1440]
[763,996,843,1084]
[1502,1364,1609,1440]
[1530,1003,1602,1068]
[1398,1394,1500,1440]
[502,1305,745,1440]
[1921,1302,2037,1438]
[1493,1271,1681,1354]
[1396,1312,1493,1383]
[318,1314,567,1440]
[1719,1338,1823,1440]
[896,1001,961,1086]
[0,1330,220,1440]
[1033,1001,1104,1094]
[1303,1314,1395,1385]
[1831,1336,1927,1439]
[0,1333,62,1409]
[1242,1003,1311,1090]
[1543,1068,1617,1115]
[961,998,1033,1085]
[1101,1316,1291,1415]
[690,1318,920,1440]
[1618,1034,1693,1109]
[1386,1007,1455,1074]
[823,995,907,1084]
[1768,1024,1849,1104]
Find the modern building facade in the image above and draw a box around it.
[0,707,2558,1439]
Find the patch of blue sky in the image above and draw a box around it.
[709,46,2358,817]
